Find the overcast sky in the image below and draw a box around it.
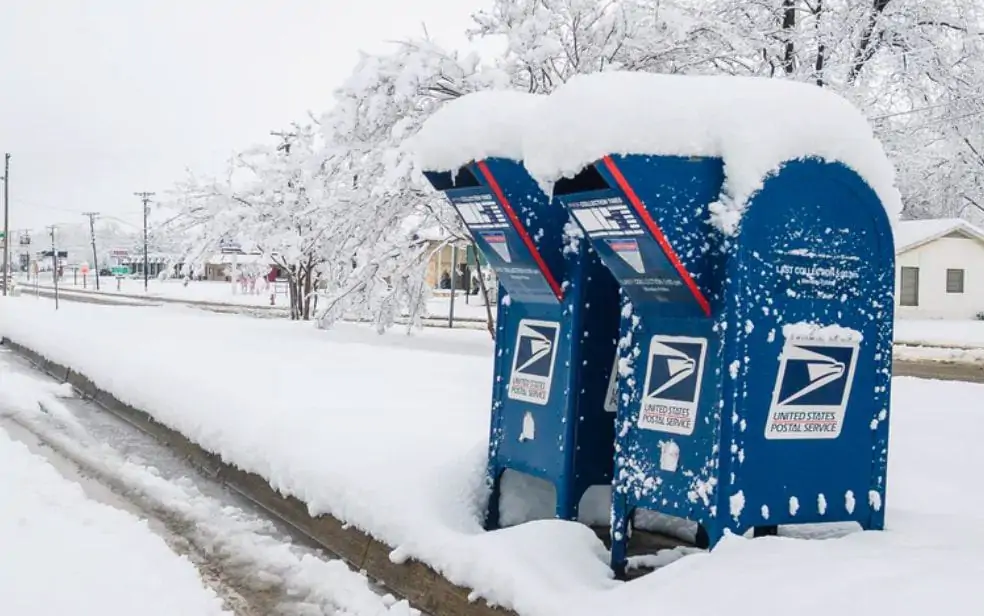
[0,0,488,235]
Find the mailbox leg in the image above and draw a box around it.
[554,483,583,522]
[610,491,631,579]
[484,467,503,531]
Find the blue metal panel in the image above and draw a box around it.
[723,159,894,537]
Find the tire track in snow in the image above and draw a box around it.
[0,361,416,616]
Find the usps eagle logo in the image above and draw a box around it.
[765,340,859,440]
[507,320,561,405]
[639,335,707,435]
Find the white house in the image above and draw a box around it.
[895,218,984,319]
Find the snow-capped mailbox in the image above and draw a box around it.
[416,92,621,528]
[525,71,899,576]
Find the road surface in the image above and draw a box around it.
[0,348,407,616]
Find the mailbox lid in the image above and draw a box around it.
[555,155,726,318]
[424,166,561,304]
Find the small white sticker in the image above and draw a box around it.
[603,353,619,413]
[638,335,708,435]
[508,319,561,405]
[520,411,536,442]
[765,335,860,440]
[658,440,680,472]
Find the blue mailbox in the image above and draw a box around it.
[553,154,894,575]
[423,158,620,528]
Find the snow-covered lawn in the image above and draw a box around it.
[0,383,228,615]
[894,318,984,348]
[26,274,494,321]
[1,296,980,615]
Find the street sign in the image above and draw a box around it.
[111,266,129,276]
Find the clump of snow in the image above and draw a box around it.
[414,90,543,171]
[845,490,856,514]
[520,71,901,235]
[789,496,800,516]
[869,490,883,512]
[729,490,745,520]
[817,493,828,516]
[782,322,863,342]
[563,219,585,255]
[761,505,770,520]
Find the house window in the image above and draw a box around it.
[900,266,920,306]
[946,268,965,294]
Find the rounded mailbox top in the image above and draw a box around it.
[414,90,544,173]
[520,71,901,236]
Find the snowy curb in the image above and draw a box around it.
[0,337,511,616]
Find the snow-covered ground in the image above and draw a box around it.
[0,383,229,615]
[0,349,413,616]
[894,318,984,348]
[24,274,493,321]
[1,296,981,615]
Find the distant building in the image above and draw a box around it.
[204,253,273,282]
[895,218,984,319]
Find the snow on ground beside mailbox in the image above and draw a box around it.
[520,71,901,235]
[1,297,981,615]
[894,318,984,347]
[0,426,229,615]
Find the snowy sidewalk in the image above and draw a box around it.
[0,426,229,615]
[1,296,983,616]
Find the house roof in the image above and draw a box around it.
[895,218,984,254]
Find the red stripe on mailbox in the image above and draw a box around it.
[601,155,712,317]
[475,160,564,301]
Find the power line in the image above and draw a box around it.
[134,191,155,292]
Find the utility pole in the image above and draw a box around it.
[2,154,10,296]
[134,191,154,292]
[47,225,59,310]
[83,212,101,290]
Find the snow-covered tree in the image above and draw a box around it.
[678,0,984,219]
[313,39,507,332]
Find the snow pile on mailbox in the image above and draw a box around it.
[414,90,543,171]
[520,71,901,235]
